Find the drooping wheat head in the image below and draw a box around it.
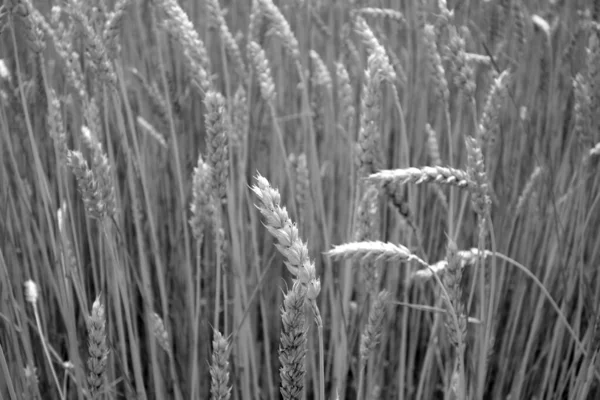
[353,7,406,26]
[369,166,471,189]
[327,241,428,267]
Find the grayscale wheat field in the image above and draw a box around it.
[1,0,600,399]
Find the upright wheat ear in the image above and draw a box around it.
[204,90,230,202]
[87,295,108,399]
[209,329,231,400]
[66,150,116,221]
[279,284,308,400]
[158,0,211,93]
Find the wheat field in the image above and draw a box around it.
[1,0,600,399]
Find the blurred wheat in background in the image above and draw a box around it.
[1,0,600,399]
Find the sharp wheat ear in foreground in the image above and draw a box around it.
[250,173,320,299]
[251,173,325,400]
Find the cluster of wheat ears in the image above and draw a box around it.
[2,0,600,399]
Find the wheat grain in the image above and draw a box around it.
[309,50,332,92]
[327,241,428,267]
[247,0,263,52]
[573,73,593,149]
[425,123,442,166]
[11,0,45,53]
[150,312,170,354]
[335,61,355,135]
[410,248,489,283]
[353,15,396,83]
[204,91,230,201]
[354,184,381,293]
[189,155,214,241]
[87,295,108,398]
[68,4,116,87]
[359,290,390,362]
[258,0,300,62]
[80,125,117,219]
[207,0,247,81]
[423,23,449,102]
[103,0,131,59]
[47,89,68,161]
[478,69,511,145]
[210,329,231,400]
[66,150,114,220]
[442,241,467,350]
[356,66,384,177]
[251,173,321,300]
[354,8,406,26]
[230,85,248,149]
[158,0,211,93]
[369,166,471,188]
[294,153,309,230]
[465,136,491,216]
[444,26,475,98]
[279,284,307,400]
[248,41,276,104]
